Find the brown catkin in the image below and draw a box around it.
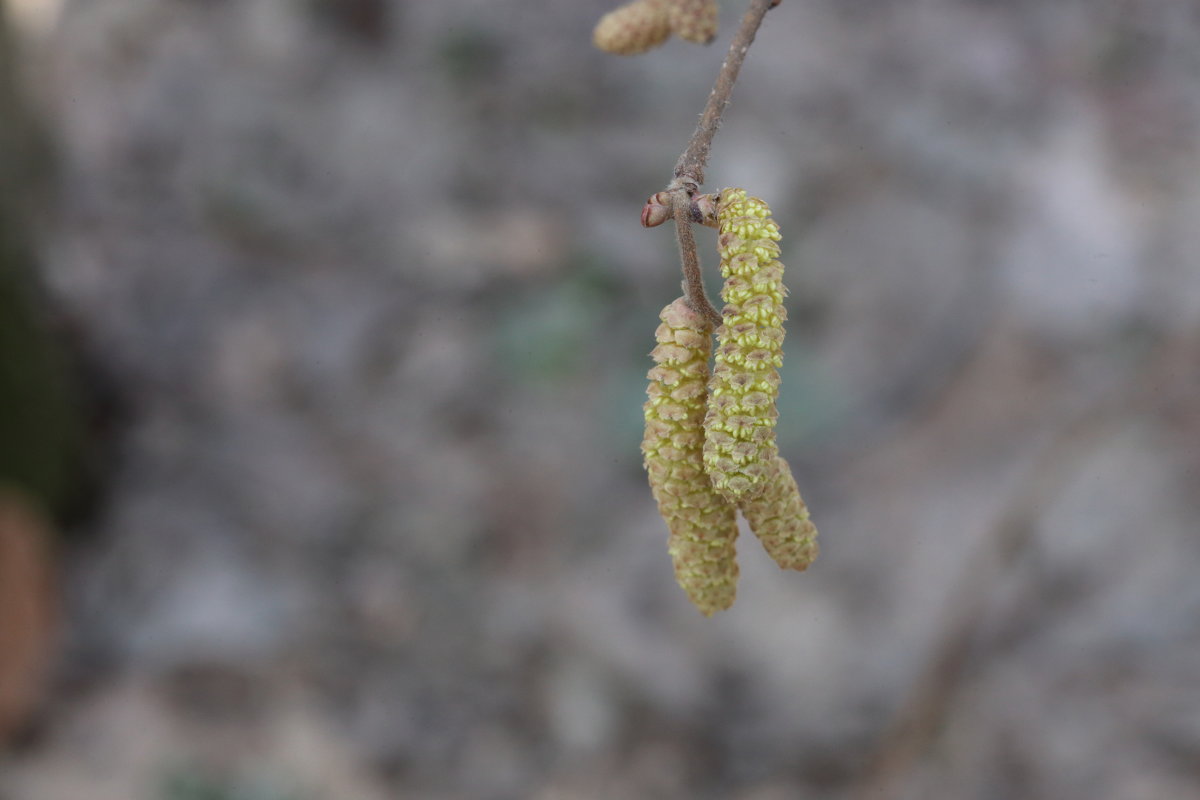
[642,298,739,615]
[665,0,718,44]
[739,456,818,571]
[593,0,672,56]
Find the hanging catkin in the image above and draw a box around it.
[703,188,786,501]
[739,456,818,571]
[665,0,719,44]
[642,298,739,615]
[593,0,672,56]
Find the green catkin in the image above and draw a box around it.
[703,188,786,501]
[593,0,672,56]
[643,298,739,615]
[739,456,819,571]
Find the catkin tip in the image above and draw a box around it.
[739,457,819,572]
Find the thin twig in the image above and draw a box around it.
[674,200,723,327]
[672,0,779,190]
[660,0,778,328]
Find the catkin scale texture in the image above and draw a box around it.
[666,0,719,44]
[703,188,786,501]
[739,457,819,571]
[593,0,672,55]
[643,298,739,615]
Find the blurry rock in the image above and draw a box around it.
[4,0,64,40]
[407,208,569,286]
[545,654,620,756]
[310,0,391,46]
[1001,107,1143,341]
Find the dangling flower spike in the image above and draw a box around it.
[593,0,672,56]
[643,298,740,615]
[703,188,786,501]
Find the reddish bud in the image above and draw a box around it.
[641,191,673,228]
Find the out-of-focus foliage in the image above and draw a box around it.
[0,13,84,519]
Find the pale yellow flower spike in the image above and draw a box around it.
[665,0,719,45]
[594,0,672,56]
[643,298,739,615]
[739,456,819,571]
[703,187,786,501]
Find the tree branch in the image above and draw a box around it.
[673,199,722,327]
[648,0,779,328]
[672,0,779,191]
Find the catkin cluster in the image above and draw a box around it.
[642,189,819,615]
[594,0,718,56]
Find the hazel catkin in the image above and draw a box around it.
[642,298,739,615]
[593,0,672,56]
[702,188,787,501]
[665,0,719,44]
[739,456,818,571]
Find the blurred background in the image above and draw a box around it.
[2,0,1200,798]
